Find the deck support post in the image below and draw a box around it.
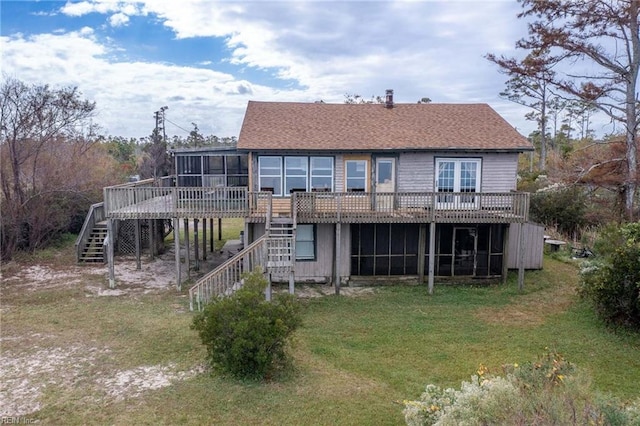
[107,219,115,289]
[518,222,525,291]
[218,218,222,241]
[194,218,200,271]
[502,224,510,284]
[149,219,155,259]
[202,218,207,260]
[184,218,191,279]
[428,221,436,294]
[334,223,341,295]
[417,224,427,284]
[135,219,141,270]
[210,219,214,252]
[174,218,181,290]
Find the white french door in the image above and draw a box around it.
[435,158,481,209]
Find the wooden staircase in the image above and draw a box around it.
[79,223,107,263]
[265,217,295,273]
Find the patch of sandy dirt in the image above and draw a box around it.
[0,339,204,417]
[0,243,375,417]
[0,344,108,416]
[96,363,205,403]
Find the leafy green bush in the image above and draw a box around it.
[579,222,640,329]
[530,185,587,236]
[192,271,302,380]
[403,351,640,425]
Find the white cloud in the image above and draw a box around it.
[5,0,566,139]
[108,13,130,27]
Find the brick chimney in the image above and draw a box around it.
[385,89,394,108]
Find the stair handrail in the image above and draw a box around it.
[189,234,268,311]
[75,202,105,263]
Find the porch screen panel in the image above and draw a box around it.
[489,224,504,275]
[227,155,249,186]
[259,156,282,195]
[351,224,419,276]
[476,225,490,276]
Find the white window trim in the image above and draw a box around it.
[258,156,335,196]
[258,156,283,196]
[345,159,368,191]
[295,224,316,261]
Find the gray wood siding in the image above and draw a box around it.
[249,223,336,283]
[507,222,544,269]
[396,152,518,193]
[397,152,433,192]
[481,153,519,192]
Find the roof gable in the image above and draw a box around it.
[237,101,532,152]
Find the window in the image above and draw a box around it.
[295,224,315,260]
[257,156,334,196]
[285,157,308,193]
[346,160,367,191]
[310,157,333,191]
[259,156,282,195]
[435,158,481,207]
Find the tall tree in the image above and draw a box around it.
[0,78,115,258]
[486,50,555,171]
[517,0,640,220]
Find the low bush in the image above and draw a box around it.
[192,270,302,380]
[403,351,640,425]
[579,222,640,329]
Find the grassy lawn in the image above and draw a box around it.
[2,238,639,425]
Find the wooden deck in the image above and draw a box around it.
[292,191,528,224]
[103,183,528,224]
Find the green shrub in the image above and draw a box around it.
[191,271,302,380]
[403,351,640,425]
[530,185,587,236]
[579,223,640,329]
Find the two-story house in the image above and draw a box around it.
[236,92,534,292]
[95,91,537,309]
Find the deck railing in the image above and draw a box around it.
[103,184,272,220]
[189,235,268,311]
[103,182,528,224]
[293,191,529,223]
[74,202,105,262]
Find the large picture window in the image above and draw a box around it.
[345,160,367,191]
[310,157,333,191]
[259,156,282,195]
[285,157,308,194]
[258,156,334,196]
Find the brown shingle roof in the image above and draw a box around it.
[237,101,532,151]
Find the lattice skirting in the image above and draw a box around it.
[115,220,150,254]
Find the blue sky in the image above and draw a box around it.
[0,0,590,139]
